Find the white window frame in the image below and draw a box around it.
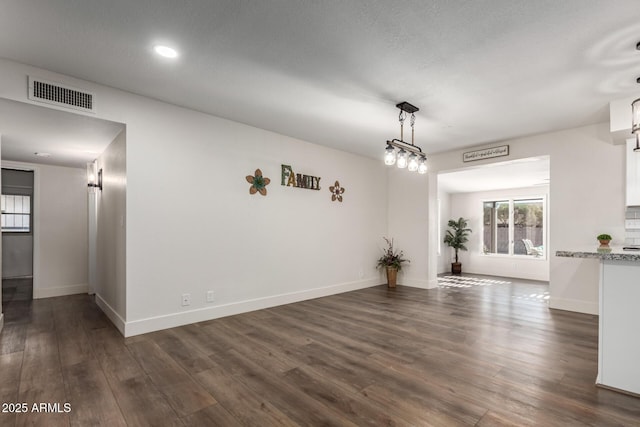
[481,194,547,259]
[1,194,32,233]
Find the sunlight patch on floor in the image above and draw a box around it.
[438,276,511,288]
[513,291,550,302]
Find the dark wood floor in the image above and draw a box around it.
[2,278,33,305]
[1,275,639,426]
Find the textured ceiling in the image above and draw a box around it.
[1,0,640,166]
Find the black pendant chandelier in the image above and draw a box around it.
[384,102,427,174]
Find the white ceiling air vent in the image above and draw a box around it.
[27,76,96,113]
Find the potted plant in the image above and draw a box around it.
[597,233,612,247]
[376,237,409,288]
[444,217,472,275]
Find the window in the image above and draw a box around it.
[483,200,510,254]
[1,194,31,232]
[483,197,545,257]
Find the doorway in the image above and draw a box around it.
[1,168,34,313]
[436,156,550,281]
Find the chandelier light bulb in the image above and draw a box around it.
[384,144,397,165]
[408,153,419,171]
[396,149,408,168]
[418,157,428,174]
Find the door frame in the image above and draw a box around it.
[2,161,40,294]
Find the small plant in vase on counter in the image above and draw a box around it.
[597,234,612,247]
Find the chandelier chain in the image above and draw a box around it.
[398,110,406,124]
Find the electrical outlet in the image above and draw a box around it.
[182,293,191,306]
[206,290,214,303]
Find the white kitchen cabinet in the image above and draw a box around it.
[556,248,640,396]
[626,139,640,206]
[598,259,640,395]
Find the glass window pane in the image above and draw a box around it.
[495,201,510,254]
[1,195,31,232]
[483,200,509,254]
[483,202,494,254]
[514,198,543,256]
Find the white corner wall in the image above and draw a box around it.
[428,123,625,315]
[447,186,550,281]
[0,59,387,336]
[387,167,433,288]
[1,160,88,298]
[437,189,451,274]
[95,130,126,333]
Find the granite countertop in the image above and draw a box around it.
[556,246,640,261]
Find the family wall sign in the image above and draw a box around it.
[280,164,321,190]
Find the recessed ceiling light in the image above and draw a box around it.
[153,45,178,59]
[34,152,51,157]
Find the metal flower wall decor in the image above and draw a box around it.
[246,168,270,196]
[329,180,345,202]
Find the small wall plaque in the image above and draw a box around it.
[463,145,509,162]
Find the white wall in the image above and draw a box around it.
[437,188,451,274]
[123,111,386,335]
[387,167,431,288]
[447,186,550,281]
[1,160,88,298]
[428,123,625,315]
[95,130,126,333]
[0,59,387,336]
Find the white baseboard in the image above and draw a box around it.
[123,278,378,337]
[95,294,126,336]
[401,277,437,289]
[549,297,599,315]
[33,283,88,299]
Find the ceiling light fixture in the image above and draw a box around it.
[34,152,51,157]
[632,97,640,152]
[384,102,427,174]
[153,45,178,59]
